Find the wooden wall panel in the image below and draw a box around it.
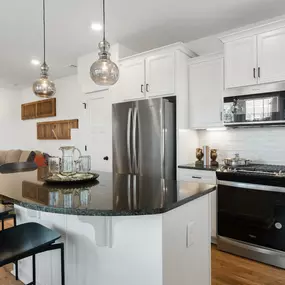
[37,119,79,140]
[22,98,56,120]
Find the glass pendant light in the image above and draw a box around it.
[90,0,119,86]
[33,0,56,98]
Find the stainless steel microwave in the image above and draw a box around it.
[223,92,285,126]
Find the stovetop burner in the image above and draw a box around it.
[217,164,285,187]
[218,164,285,177]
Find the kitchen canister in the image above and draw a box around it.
[203,146,210,167]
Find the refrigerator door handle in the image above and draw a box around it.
[127,108,133,173]
[133,175,137,210]
[161,102,166,179]
[127,175,131,209]
[132,107,139,174]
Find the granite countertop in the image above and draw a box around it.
[178,164,219,171]
[0,168,216,216]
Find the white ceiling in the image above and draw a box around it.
[1,0,285,88]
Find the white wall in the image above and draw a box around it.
[20,75,88,157]
[186,35,223,56]
[0,89,22,150]
[198,128,285,165]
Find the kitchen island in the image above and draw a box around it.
[0,168,215,285]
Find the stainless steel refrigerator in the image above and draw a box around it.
[112,97,176,179]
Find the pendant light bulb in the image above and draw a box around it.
[33,0,56,98]
[33,63,56,98]
[90,0,119,86]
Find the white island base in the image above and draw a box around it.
[14,194,211,285]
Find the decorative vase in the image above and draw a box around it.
[210,149,219,167]
[195,148,204,166]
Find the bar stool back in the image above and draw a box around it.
[0,222,64,285]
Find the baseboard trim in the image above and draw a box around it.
[211,236,217,245]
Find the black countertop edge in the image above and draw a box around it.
[178,164,218,172]
[0,185,216,217]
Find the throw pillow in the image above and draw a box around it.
[34,154,47,167]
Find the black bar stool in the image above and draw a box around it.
[0,222,65,285]
[0,202,18,279]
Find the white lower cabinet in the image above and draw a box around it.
[178,168,217,242]
[178,168,216,184]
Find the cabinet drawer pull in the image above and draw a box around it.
[253,68,256,79]
[192,176,202,179]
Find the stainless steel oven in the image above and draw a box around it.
[217,179,285,269]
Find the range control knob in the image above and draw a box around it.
[275,222,282,230]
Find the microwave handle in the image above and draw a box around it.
[220,100,223,122]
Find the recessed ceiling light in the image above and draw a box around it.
[31,59,41,66]
[91,23,103,31]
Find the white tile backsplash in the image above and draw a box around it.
[178,129,199,165]
[198,127,285,165]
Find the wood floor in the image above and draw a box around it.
[1,219,285,285]
[212,246,285,285]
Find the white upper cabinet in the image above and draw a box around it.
[189,54,224,129]
[224,36,258,89]
[145,53,175,97]
[114,43,195,103]
[258,27,285,84]
[118,59,146,101]
[222,21,285,90]
[77,52,109,94]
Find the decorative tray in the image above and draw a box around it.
[44,173,99,184]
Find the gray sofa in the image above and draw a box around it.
[0,150,35,165]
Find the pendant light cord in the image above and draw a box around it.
[103,0,106,43]
[43,0,46,64]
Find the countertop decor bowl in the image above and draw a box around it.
[44,173,99,184]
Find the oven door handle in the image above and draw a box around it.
[218,180,285,193]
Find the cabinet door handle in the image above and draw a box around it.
[258,67,261,78]
[192,176,202,179]
[140,84,144,93]
[146,84,150,92]
[253,68,256,79]
[220,111,223,121]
